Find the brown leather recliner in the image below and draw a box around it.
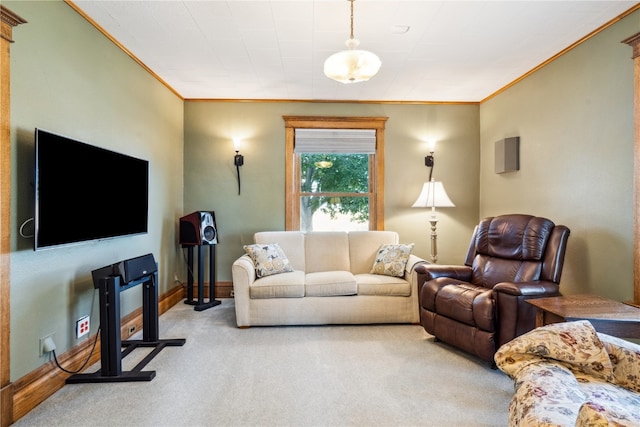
[415,214,570,364]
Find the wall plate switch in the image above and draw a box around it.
[76,315,90,339]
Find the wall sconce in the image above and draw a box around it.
[424,140,436,180]
[233,138,244,195]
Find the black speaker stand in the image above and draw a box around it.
[66,273,185,384]
[184,244,220,311]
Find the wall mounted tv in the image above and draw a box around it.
[34,128,149,250]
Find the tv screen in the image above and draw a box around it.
[34,128,149,250]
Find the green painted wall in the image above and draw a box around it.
[183,102,480,281]
[479,10,640,301]
[8,1,184,380]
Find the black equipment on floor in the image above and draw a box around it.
[66,253,185,384]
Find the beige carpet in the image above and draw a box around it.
[14,299,513,427]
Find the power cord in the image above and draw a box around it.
[180,246,198,284]
[19,217,34,238]
[51,326,101,374]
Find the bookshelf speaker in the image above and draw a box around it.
[179,211,218,246]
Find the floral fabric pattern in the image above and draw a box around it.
[598,332,640,393]
[243,243,294,278]
[370,243,414,277]
[495,320,640,427]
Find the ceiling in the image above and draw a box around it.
[71,0,639,102]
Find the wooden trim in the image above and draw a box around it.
[187,98,478,105]
[623,32,640,59]
[624,32,640,306]
[185,281,234,299]
[283,116,388,231]
[1,6,26,427]
[285,127,296,230]
[283,116,387,130]
[11,285,185,423]
[0,6,26,41]
[375,129,385,230]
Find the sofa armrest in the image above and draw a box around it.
[405,255,428,296]
[231,254,257,327]
[493,280,559,296]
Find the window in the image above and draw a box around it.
[284,116,387,231]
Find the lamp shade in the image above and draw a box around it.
[323,44,382,84]
[412,181,455,208]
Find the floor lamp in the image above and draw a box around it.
[412,179,455,263]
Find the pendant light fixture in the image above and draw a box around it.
[324,0,381,84]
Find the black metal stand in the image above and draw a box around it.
[66,273,185,384]
[184,244,220,311]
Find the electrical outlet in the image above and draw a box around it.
[76,315,90,339]
[39,333,56,356]
[128,325,136,335]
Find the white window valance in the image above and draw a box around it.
[294,128,376,154]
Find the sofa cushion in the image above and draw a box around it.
[254,231,305,271]
[355,273,411,296]
[305,232,351,273]
[305,271,357,297]
[249,271,305,299]
[243,243,294,278]
[370,243,414,277]
[348,231,399,274]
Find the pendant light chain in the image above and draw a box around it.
[349,0,355,40]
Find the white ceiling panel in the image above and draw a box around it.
[72,0,639,102]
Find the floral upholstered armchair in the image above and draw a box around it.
[495,320,640,426]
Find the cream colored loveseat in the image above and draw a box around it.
[231,231,425,327]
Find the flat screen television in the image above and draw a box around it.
[34,128,149,250]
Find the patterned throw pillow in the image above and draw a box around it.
[243,243,294,278]
[370,243,414,277]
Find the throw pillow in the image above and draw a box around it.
[370,243,414,277]
[243,243,294,278]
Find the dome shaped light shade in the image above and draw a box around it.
[324,38,381,84]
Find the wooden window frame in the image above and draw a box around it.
[283,116,387,231]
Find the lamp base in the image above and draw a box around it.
[429,218,439,264]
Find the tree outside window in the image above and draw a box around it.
[300,153,370,232]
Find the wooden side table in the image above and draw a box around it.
[527,294,640,339]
